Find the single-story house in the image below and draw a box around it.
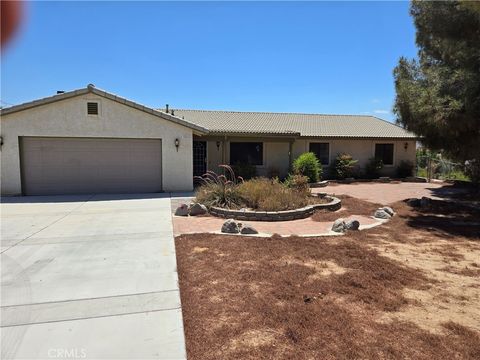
[0,85,417,195]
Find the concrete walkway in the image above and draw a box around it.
[1,194,185,359]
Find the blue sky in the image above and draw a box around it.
[1,1,417,121]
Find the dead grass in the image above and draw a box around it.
[175,197,480,359]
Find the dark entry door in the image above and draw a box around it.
[193,141,207,177]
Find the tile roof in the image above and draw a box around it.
[171,109,416,139]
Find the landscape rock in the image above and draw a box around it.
[374,209,391,219]
[379,177,391,183]
[221,219,240,234]
[407,198,421,207]
[189,203,208,216]
[174,204,189,216]
[332,218,346,232]
[240,225,258,234]
[381,206,395,217]
[345,219,360,230]
[318,180,329,187]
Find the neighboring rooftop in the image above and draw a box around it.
[170,109,416,139]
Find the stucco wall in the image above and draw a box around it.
[1,94,194,195]
[203,137,416,179]
[204,137,291,178]
[293,138,416,177]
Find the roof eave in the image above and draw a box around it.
[0,86,209,134]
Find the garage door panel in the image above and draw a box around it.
[21,137,162,195]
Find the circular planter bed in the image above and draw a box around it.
[209,195,341,222]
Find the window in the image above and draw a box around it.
[309,142,330,165]
[375,143,394,165]
[230,142,263,166]
[87,102,99,115]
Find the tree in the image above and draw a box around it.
[393,1,480,182]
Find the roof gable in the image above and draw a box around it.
[0,85,208,134]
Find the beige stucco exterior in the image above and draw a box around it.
[1,94,195,195]
[201,136,416,178]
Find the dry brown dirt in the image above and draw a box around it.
[175,197,480,359]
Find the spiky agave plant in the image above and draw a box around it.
[194,165,244,208]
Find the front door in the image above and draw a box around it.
[193,141,207,177]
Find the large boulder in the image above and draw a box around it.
[345,219,360,230]
[374,209,391,219]
[381,206,395,217]
[189,203,208,216]
[332,218,346,233]
[240,224,258,235]
[174,204,189,216]
[221,219,240,234]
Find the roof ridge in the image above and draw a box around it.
[160,108,376,117]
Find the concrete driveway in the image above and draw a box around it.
[1,194,185,359]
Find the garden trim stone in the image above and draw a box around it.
[209,196,341,222]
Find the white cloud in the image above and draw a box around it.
[373,109,389,114]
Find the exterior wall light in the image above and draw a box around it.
[404,142,408,151]
[175,138,180,151]
[216,141,221,150]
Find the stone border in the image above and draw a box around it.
[209,196,341,222]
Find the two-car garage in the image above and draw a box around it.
[0,85,207,196]
[20,137,163,195]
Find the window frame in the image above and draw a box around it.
[308,141,330,166]
[229,141,264,166]
[374,143,395,166]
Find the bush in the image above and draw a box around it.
[396,160,414,178]
[194,166,244,208]
[364,158,383,179]
[284,174,310,195]
[331,153,358,179]
[231,162,257,180]
[238,177,310,211]
[292,152,321,183]
[465,160,479,183]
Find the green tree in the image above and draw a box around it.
[393,1,480,182]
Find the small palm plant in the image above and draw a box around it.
[194,165,244,208]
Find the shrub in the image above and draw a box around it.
[194,165,244,208]
[396,160,414,178]
[237,177,311,211]
[292,152,321,183]
[364,158,383,179]
[331,153,358,179]
[284,174,310,195]
[231,162,257,180]
[465,160,479,183]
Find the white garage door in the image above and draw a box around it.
[21,137,162,195]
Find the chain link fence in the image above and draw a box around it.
[416,155,469,182]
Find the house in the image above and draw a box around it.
[0,85,416,196]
